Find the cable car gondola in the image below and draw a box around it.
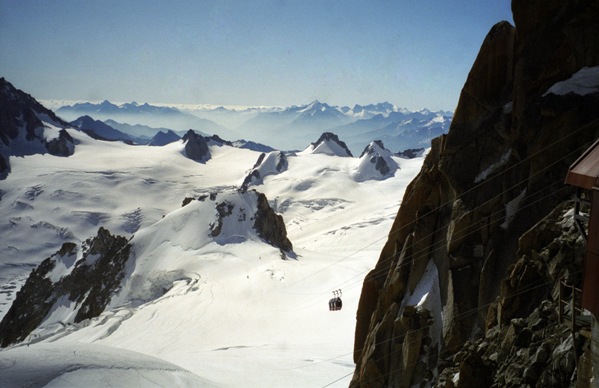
[329,289,342,311]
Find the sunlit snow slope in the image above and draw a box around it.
[0,127,425,387]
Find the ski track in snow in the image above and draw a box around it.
[0,129,426,387]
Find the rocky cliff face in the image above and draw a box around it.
[253,191,293,254]
[351,1,599,386]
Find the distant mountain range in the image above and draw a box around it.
[54,99,452,154]
[56,100,236,140]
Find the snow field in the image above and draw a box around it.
[0,129,426,387]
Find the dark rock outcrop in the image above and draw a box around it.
[45,129,75,156]
[253,191,293,253]
[0,228,131,348]
[396,148,425,159]
[182,129,210,162]
[352,2,599,386]
[208,134,233,147]
[0,153,10,179]
[209,201,235,237]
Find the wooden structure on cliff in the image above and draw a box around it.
[565,138,599,319]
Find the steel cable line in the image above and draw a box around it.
[335,178,571,295]
[265,177,573,315]
[275,137,590,308]
[320,267,585,388]
[273,179,572,314]
[279,118,599,293]
[324,124,597,293]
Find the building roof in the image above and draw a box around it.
[566,137,599,189]
[566,136,599,318]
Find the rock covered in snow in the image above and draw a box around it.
[353,140,398,181]
[182,190,292,253]
[111,189,293,307]
[0,78,75,179]
[240,151,288,192]
[301,132,353,157]
[543,66,599,96]
[45,129,75,156]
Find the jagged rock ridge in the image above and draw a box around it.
[0,228,131,347]
[0,78,75,179]
[351,1,599,386]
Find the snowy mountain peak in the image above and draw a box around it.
[349,102,395,116]
[304,99,333,110]
[301,132,353,157]
[353,140,399,181]
[241,151,288,192]
[359,140,387,157]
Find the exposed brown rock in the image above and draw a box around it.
[352,1,599,386]
[253,191,293,253]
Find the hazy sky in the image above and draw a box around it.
[0,0,513,111]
